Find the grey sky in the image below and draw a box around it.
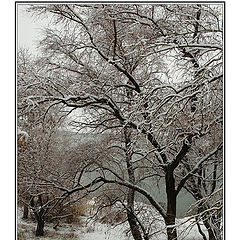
[17,4,47,54]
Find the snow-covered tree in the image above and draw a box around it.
[18,4,223,240]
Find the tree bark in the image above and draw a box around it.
[35,207,45,236]
[202,218,217,240]
[193,185,218,240]
[165,170,177,240]
[190,184,218,240]
[127,202,143,240]
[31,195,46,237]
[196,219,208,240]
[23,204,29,219]
[124,128,143,240]
[166,216,177,240]
[35,215,45,236]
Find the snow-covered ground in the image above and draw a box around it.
[17,212,129,240]
[17,201,207,240]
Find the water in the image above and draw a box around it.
[83,171,195,218]
[136,177,195,217]
[61,132,196,217]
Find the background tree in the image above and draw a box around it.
[17,49,92,236]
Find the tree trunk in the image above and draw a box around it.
[33,195,46,237]
[196,194,217,240]
[126,167,143,240]
[166,215,177,240]
[196,219,208,240]
[124,127,143,240]
[23,204,29,219]
[165,170,177,240]
[127,201,143,240]
[35,216,45,236]
[35,208,45,236]
[202,218,217,240]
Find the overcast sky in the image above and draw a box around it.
[17,4,48,55]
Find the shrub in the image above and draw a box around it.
[45,195,90,225]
